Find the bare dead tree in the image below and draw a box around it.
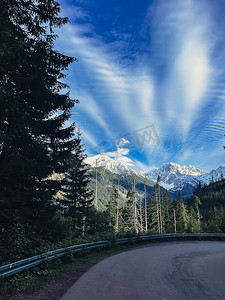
[144,184,148,232]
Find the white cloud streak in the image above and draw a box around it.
[55,0,225,171]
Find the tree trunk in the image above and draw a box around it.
[156,192,160,234]
[144,184,148,232]
[115,206,119,232]
[95,160,98,206]
[173,209,177,233]
[132,179,137,233]
[159,184,162,233]
[197,206,201,232]
[140,198,143,232]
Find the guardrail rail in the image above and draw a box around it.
[1,233,225,278]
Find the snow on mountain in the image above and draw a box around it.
[85,154,142,177]
[145,163,225,198]
[199,166,225,184]
[86,156,225,198]
[145,162,205,181]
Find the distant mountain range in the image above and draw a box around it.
[145,163,225,198]
[86,155,225,199]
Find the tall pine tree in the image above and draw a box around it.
[122,190,135,232]
[61,132,93,236]
[148,182,160,233]
[0,0,78,239]
[175,191,188,232]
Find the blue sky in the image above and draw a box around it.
[55,0,225,172]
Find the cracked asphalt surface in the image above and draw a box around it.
[60,241,225,300]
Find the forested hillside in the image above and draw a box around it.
[186,179,225,232]
[88,166,155,210]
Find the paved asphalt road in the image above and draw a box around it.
[60,241,225,300]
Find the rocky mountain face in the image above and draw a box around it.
[200,166,225,183]
[85,154,142,178]
[145,163,225,198]
[86,155,225,199]
[86,155,155,210]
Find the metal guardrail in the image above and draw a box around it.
[1,233,225,278]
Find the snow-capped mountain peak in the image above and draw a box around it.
[85,154,140,177]
[166,162,205,175]
[145,162,205,180]
[86,156,225,198]
[200,165,225,183]
[145,162,225,198]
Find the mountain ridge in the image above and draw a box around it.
[86,155,225,198]
[86,154,156,209]
[145,163,225,198]
[85,154,143,178]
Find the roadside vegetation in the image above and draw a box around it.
[0,240,156,295]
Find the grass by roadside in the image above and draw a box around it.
[0,240,151,297]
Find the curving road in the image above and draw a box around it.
[60,241,225,300]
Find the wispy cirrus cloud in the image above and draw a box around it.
[55,21,158,148]
[56,0,225,171]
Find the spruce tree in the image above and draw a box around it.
[161,189,173,233]
[0,0,78,237]
[187,206,199,233]
[106,185,118,232]
[122,190,135,231]
[61,133,93,236]
[175,191,188,232]
[194,195,201,232]
[148,183,160,233]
